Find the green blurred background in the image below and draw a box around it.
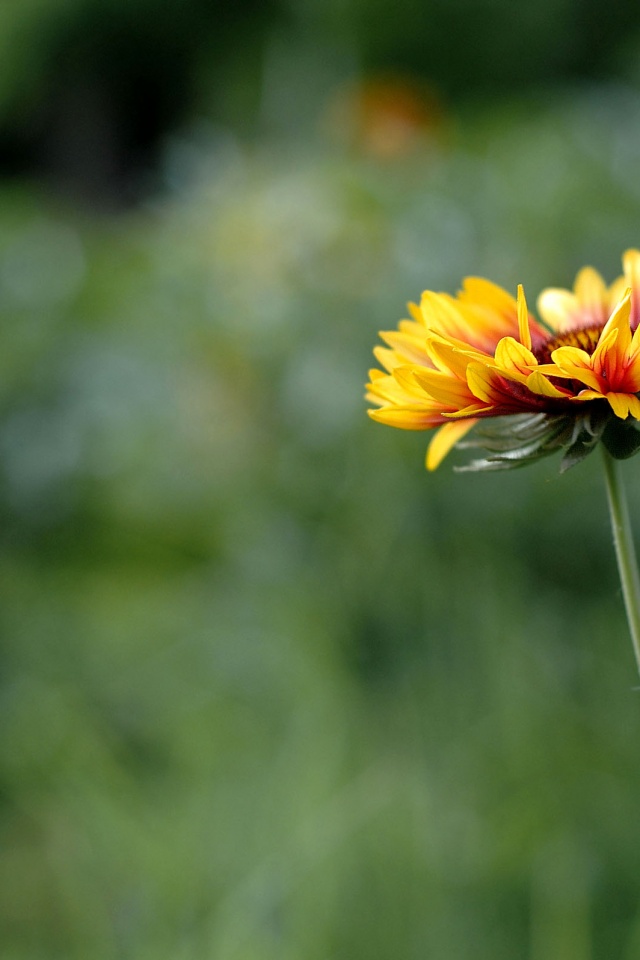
[4,2,640,958]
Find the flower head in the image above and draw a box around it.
[367,250,640,471]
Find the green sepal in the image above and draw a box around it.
[602,419,640,460]
[559,435,599,472]
[455,407,614,474]
[456,448,556,472]
[455,413,573,473]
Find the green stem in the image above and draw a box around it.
[602,447,640,678]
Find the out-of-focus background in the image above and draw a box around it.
[4,2,640,957]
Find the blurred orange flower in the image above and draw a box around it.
[323,74,443,159]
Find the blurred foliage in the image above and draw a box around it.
[2,0,640,203]
[3,79,640,958]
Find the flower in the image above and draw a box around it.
[367,250,640,471]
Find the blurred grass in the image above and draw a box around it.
[4,84,640,958]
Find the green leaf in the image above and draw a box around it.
[560,436,599,472]
[602,419,640,460]
[456,442,560,473]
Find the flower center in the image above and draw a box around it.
[534,323,603,364]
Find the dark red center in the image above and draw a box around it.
[533,324,604,364]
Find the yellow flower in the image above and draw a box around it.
[367,250,640,471]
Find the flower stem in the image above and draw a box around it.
[601,447,640,678]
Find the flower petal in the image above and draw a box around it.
[605,392,640,420]
[373,345,403,372]
[412,367,476,407]
[465,362,528,406]
[368,407,442,428]
[549,346,603,392]
[574,265,607,310]
[598,288,631,350]
[426,419,478,470]
[623,249,640,296]
[494,335,536,378]
[517,284,532,351]
[537,289,578,332]
[525,369,572,398]
[380,330,431,365]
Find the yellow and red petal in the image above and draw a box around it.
[407,301,425,325]
[548,345,603,392]
[373,345,404,372]
[525,369,572,398]
[604,392,640,420]
[458,277,518,322]
[412,367,478,408]
[623,249,640,300]
[517,284,532,350]
[426,336,490,376]
[367,371,422,406]
[420,291,472,341]
[426,419,478,470]
[538,264,619,333]
[536,289,579,332]
[368,406,444,429]
[598,289,631,350]
[379,330,432,365]
[466,362,522,406]
[574,265,608,312]
[494,336,537,379]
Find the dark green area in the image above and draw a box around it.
[1,0,640,203]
